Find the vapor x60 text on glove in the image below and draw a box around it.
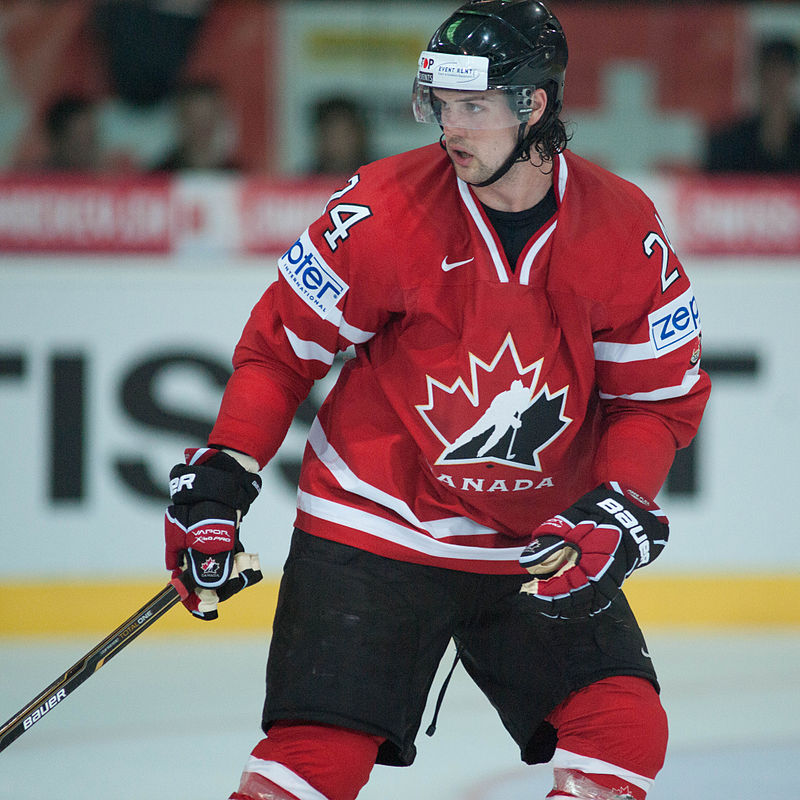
[165,447,263,620]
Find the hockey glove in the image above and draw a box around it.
[165,447,263,620]
[519,482,669,619]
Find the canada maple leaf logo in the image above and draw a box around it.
[415,333,571,472]
[200,556,220,577]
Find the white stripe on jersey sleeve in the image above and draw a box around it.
[596,286,701,364]
[598,364,701,401]
[282,309,373,365]
[326,306,376,344]
[307,418,513,544]
[283,326,336,365]
[593,339,654,363]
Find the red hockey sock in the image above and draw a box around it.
[236,720,383,800]
[545,676,668,799]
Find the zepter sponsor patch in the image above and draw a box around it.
[648,286,701,357]
[278,230,349,319]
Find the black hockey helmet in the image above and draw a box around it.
[413,1,569,184]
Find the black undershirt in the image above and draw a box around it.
[481,185,557,272]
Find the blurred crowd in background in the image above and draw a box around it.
[0,0,799,179]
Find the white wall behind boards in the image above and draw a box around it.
[0,257,796,580]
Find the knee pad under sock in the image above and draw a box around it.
[235,721,383,800]
[545,675,668,799]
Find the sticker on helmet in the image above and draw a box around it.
[418,50,489,90]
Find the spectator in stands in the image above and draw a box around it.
[705,37,800,173]
[43,95,102,172]
[308,95,371,176]
[152,80,240,172]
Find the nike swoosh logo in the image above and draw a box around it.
[441,256,475,272]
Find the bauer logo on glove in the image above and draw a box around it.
[519,482,669,620]
[595,494,655,565]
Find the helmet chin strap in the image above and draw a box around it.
[471,123,531,188]
[440,124,532,188]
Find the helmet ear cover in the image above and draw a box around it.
[510,86,535,118]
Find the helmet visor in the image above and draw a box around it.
[413,50,534,130]
[412,81,533,130]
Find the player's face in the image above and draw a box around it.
[434,89,522,185]
[432,88,521,130]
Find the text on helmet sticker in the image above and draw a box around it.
[418,51,489,90]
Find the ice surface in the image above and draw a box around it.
[1,630,797,800]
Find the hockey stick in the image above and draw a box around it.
[0,578,182,754]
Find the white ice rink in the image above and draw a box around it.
[1,629,798,799]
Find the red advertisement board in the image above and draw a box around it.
[239,178,340,255]
[0,176,172,253]
[2,174,799,257]
[675,177,800,255]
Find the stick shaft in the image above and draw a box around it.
[0,581,181,754]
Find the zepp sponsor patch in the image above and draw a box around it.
[278,230,348,319]
[648,287,701,356]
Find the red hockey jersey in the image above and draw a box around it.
[211,145,710,574]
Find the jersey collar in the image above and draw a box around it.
[456,151,568,285]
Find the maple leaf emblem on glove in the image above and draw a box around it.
[199,556,221,578]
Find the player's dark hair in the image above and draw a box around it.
[520,84,571,167]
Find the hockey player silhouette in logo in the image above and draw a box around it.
[443,377,570,469]
[447,379,530,458]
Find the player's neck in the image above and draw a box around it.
[472,159,554,213]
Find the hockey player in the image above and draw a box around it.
[163,2,710,799]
